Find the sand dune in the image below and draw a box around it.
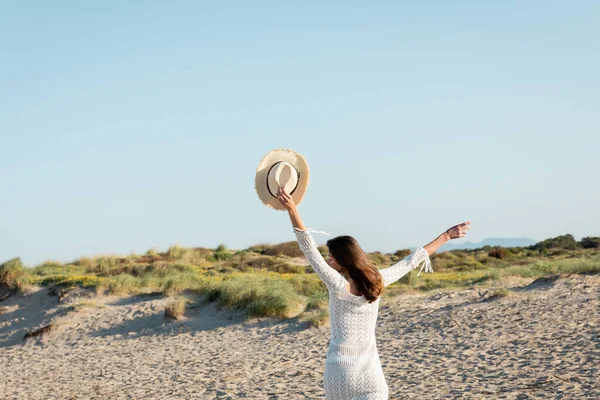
[1,274,598,399]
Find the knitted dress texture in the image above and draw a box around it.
[294,229,432,400]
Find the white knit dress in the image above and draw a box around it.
[294,229,432,400]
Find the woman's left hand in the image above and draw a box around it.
[446,221,472,239]
[277,187,297,211]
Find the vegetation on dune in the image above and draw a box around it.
[1,234,598,320]
[579,236,600,249]
[302,310,330,328]
[164,297,189,320]
[0,258,27,291]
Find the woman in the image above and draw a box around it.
[276,187,471,399]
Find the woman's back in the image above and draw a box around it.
[329,289,380,342]
[294,228,432,399]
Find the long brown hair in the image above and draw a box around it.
[326,235,383,303]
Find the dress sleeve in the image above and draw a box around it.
[378,247,433,287]
[294,228,347,293]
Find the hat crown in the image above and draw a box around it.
[267,161,298,197]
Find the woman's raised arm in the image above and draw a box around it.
[423,221,472,256]
[277,188,346,293]
[379,221,472,287]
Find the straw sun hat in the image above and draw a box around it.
[255,148,310,210]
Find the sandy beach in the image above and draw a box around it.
[1,274,598,399]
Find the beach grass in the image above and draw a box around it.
[0,258,28,292]
[164,297,189,320]
[2,240,599,320]
[303,310,330,328]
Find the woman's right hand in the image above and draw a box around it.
[446,221,472,239]
[277,187,297,211]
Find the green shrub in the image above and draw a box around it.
[160,272,205,296]
[305,291,328,311]
[533,261,557,274]
[430,252,457,269]
[167,245,186,261]
[431,252,485,271]
[216,244,227,253]
[453,259,487,272]
[504,256,600,277]
[481,257,509,268]
[368,252,388,265]
[166,246,209,265]
[580,237,600,249]
[78,256,122,275]
[417,269,500,291]
[288,274,326,298]
[213,244,233,261]
[548,249,569,257]
[533,234,581,251]
[245,256,277,270]
[234,250,248,259]
[246,292,291,317]
[247,243,268,254]
[205,275,303,318]
[32,261,67,276]
[98,274,143,295]
[144,262,198,278]
[304,310,329,328]
[504,265,540,278]
[394,249,411,258]
[48,263,87,276]
[272,263,306,274]
[453,251,468,259]
[0,258,27,290]
[488,247,510,260]
[555,257,600,275]
[39,275,99,288]
[262,241,304,258]
[213,252,233,261]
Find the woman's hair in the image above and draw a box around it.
[326,235,383,303]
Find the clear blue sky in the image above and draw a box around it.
[1,1,598,266]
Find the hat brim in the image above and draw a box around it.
[255,148,309,210]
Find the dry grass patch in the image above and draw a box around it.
[205,274,304,318]
[248,242,304,258]
[305,292,328,311]
[164,297,188,320]
[368,252,390,266]
[303,310,330,328]
[0,258,28,291]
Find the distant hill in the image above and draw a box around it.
[439,238,537,252]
